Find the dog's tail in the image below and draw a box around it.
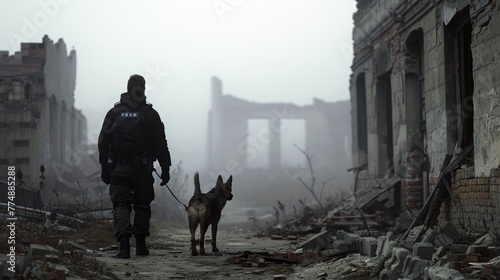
[194,172,202,198]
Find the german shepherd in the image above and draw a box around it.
[187,172,233,256]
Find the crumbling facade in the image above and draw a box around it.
[206,77,352,205]
[0,35,88,195]
[350,0,500,233]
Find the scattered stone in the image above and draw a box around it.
[251,269,264,274]
[413,242,434,260]
[257,258,266,267]
[274,274,287,280]
[475,233,495,246]
[361,237,377,257]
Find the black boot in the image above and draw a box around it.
[135,235,149,256]
[115,236,130,259]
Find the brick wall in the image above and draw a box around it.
[443,167,500,234]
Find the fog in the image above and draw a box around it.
[0,0,356,176]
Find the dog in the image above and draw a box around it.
[187,172,233,256]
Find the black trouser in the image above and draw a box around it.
[109,163,155,241]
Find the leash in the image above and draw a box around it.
[153,169,188,211]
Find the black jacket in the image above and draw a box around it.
[98,92,171,171]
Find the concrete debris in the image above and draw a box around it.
[254,176,500,280]
[298,230,331,250]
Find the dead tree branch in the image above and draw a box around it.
[294,144,325,213]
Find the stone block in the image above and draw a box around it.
[344,233,361,245]
[376,236,387,257]
[424,266,466,280]
[361,237,377,257]
[474,233,495,246]
[29,244,58,256]
[432,246,446,261]
[402,256,432,279]
[385,247,410,274]
[332,240,350,251]
[299,230,331,250]
[450,244,469,253]
[466,245,488,255]
[386,231,396,241]
[413,242,434,260]
[382,241,398,258]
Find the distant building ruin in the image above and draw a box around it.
[350,0,500,233]
[206,77,352,206]
[0,35,95,199]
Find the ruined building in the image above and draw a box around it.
[206,77,352,207]
[350,0,500,233]
[0,35,89,199]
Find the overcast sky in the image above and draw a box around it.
[1,0,356,172]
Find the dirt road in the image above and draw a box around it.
[96,226,302,280]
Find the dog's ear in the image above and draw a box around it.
[217,175,223,186]
[226,175,232,185]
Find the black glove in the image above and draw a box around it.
[160,170,170,186]
[101,164,111,185]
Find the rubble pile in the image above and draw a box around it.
[0,217,117,280]
[251,215,500,279]
[254,174,500,279]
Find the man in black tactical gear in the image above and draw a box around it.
[98,74,171,259]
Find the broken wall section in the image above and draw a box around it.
[206,77,352,208]
[0,35,91,201]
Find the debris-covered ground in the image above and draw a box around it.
[3,211,500,279]
[4,163,500,280]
